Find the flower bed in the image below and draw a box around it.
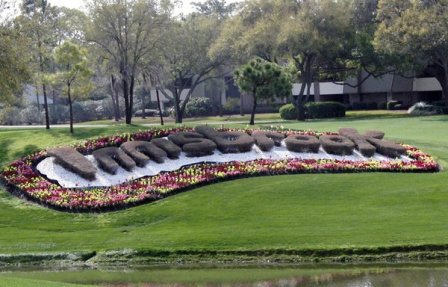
[0,127,439,212]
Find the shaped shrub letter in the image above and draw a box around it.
[320,135,355,155]
[92,147,136,174]
[339,128,376,157]
[47,147,97,180]
[339,128,405,158]
[168,132,217,157]
[251,131,285,151]
[195,125,255,153]
[151,138,182,159]
[121,141,167,166]
[285,135,320,153]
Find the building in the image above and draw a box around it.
[148,71,444,113]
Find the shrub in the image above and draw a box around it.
[351,102,378,110]
[431,101,448,114]
[92,147,136,174]
[47,147,97,180]
[73,101,106,122]
[305,102,346,119]
[223,98,240,114]
[378,102,387,110]
[185,97,215,117]
[251,130,285,151]
[279,104,297,120]
[121,141,167,165]
[0,106,22,125]
[19,106,44,125]
[134,109,159,117]
[320,135,355,155]
[50,105,69,124]
[432,100,446,107]
[285,134,320,153]
[168,132,217,157]
[407,102,443,116]
[387,100,402,110]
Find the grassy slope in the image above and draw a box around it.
[0,276,92,287]
[0,114,447,255]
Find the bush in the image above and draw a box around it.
[407,102,443,116]
[185,97,215,117]
[432,100,446,107]
[351,102,378,110]
[279,104,297,120]
[378,102,387,110]
[0,106,22,125]
[134,109,160,117]
[223,98,240,114]
[50,105,69,124]
[387,100,402,110]
[19,106,44,125]
[73,101,107,122]
[305,102,346,119]
[431,101,448,114]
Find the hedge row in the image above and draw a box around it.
[279,102,346,120]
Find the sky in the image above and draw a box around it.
[47,0,215,14]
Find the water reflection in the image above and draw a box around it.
[240,269,448,287]
[2,266,448,286]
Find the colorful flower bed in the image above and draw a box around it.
[0,127,439,212]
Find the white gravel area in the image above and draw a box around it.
[37,141,412,188]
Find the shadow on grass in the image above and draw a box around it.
[12,144,39,160]
[0,139,12,165]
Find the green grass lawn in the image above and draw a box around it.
[79,110,408,126]
[0,114,447,256]
[82,112,284,126]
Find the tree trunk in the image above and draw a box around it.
[249,89,257,125]
[68,83,73,134]
[173,88,183,124]
[296,81,307,121]
[52,89,56,124]
[36,85,40,111]
[141,86,146,119]
[128,75,135,124]
[122,77,131,124]
[436,63,448,108]
[37,34,50,129]
[240,93,245,116]
[296,57,312,121]
[42,84,50,129]
[110,75,120,122]
[156,88,164,125]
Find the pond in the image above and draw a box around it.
[1,264,448,286]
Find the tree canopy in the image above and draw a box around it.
[234,57,292,125]
[375,0,448,105]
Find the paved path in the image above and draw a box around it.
[0,120,285,129]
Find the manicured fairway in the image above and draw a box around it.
[0,114,447,255]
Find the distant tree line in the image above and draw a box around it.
[1,0,447,130]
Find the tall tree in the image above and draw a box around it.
[276,0,354,120]
[234,58,292,125]
[17,0,60,129]
[156,14,227,123]
[192,0,238,19]
[209,0,280,64]
[53,41,92,133]
[213,0,355,121]
[87,0,168,124]
[0,24,30,103]
[374,0,448,106]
